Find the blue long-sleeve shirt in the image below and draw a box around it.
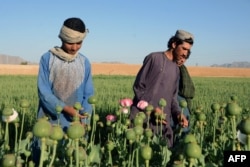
[37,51,94,131]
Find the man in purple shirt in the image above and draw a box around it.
[130,30,193,147]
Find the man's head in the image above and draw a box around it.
[59,17,87,55]
[59,17,87,43]
[167,30,194,66]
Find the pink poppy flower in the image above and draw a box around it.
[120,98,133,107]
[106,115,116,122]
[137,100,148,110]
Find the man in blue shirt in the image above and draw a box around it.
[37,17,94,130]
[32,17,94,165]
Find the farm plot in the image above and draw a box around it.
[0,75,250,166]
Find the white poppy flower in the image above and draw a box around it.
[237,130,246,145]
[2,108,18,122]
[122,108,129,114]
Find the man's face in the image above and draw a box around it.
[173,42,192,66]
[62,41,83,55]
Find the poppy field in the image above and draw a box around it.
[0,75,250,167]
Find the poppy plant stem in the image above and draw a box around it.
[48,140,57,167]
[38,138,46,167]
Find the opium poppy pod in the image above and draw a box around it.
[197,113,206,121]
[88,96,97,104]
[211,103,220,112]
[179,100,187,108]
[133,115,144,127]
[158,98,167,107]
[226,102,242,116]
[126,128,136,141]
[1,154,16,167]
[20,99,30,108]
[184,142,201,159]
[33,118,52,138]
[67,122,85,139]
[74,102,82,110]
[140,145,152,160]
[183,133,197,144]
[133,126,144,136]
[239,117,250,135]
[50,125,64,141]
[2,107,13,117]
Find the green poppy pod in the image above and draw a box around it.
[125,119,131,126]
[231,95,238,102]
[32,118,52,138]
[197,113,206,121]
[88,96,97,104]
[226,102,242,116]
[50,125,64,141]
[239,117,250,135]
[140,145,152,160]
[126,128,136,141]
[67,122,85,139]
[24,150,31,157]
[2,107,13,117]
[184,142,201,159]
[66,146,74,157]
[179,100,187,108]
[183,133,197,144]
[25,131,33,139]
[133,126,144,136]
[137,111,146,120]
[145,105,154,112]
[55,105,63,113]
[133,115,144,127]
[106,140,115,151]
[20,99,30,108]
[1,154,15,167]
[211,103,220,112]
[158,98,167,107]
[78,146,87,161]
[74,102,82,110]
[144,128,153,138]
[94,114,100,121]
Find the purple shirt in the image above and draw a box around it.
[130,51,181,147]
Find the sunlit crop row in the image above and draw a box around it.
[0,75,249,166]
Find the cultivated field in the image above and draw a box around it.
[0,64,250,77]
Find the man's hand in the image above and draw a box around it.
[178,114,189,128]
[63,106,88,119]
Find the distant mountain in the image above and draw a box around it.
[0,54,37,65]
[211,61,250,68]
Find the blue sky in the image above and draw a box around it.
[1,0,250,66]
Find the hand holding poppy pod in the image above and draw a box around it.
[178,114,189,127]
[63,106,88,119]
[137,100,149,110]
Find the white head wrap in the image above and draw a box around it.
[59,25,87,43]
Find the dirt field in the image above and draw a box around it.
[0,64,250,77]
